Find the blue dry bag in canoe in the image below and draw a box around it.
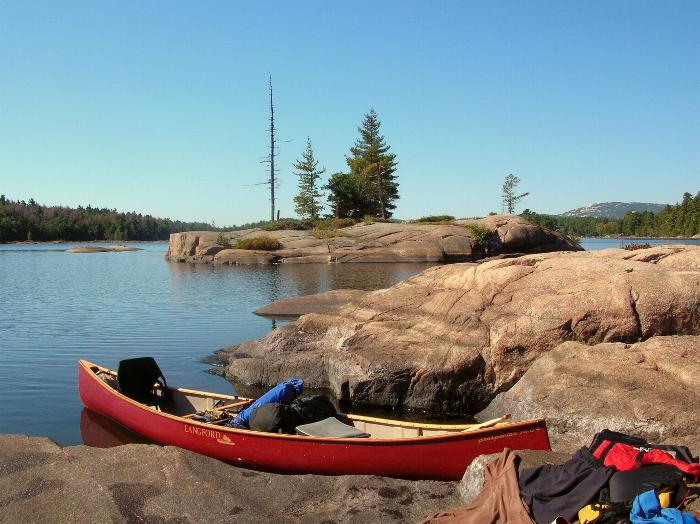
[231,378,304,428]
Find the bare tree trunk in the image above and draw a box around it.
[269,76,276,222]
[376,161,385,219]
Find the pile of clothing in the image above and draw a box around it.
[424,429,699,524]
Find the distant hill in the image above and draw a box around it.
[560,202,667,219]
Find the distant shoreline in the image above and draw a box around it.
[4,236,699,246]
[1,239,169,244]
[592,236,700,241]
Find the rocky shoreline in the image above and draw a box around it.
[0,434,459,523]
[3,243,698,522]
[3,435,696,522]
[217,244,700,450]
[165,215,580,265]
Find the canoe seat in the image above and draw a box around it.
[117,357,173,408]
[295,417,370,438]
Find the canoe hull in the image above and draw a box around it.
[78,360,550,481]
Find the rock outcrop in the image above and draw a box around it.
[166,215,579,265]
[593,244,700,271]
[66,245,142,253]
[0,434,458,523]
[217,246,700,414]
[254,289,369,318]
[479,336,700,452]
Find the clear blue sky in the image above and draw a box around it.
[1,1,698,225]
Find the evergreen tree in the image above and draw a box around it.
[501,174,529,214]
[344,109,399,219]
[325,172,369,218]
[292,138,325,220]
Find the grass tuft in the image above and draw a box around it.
[235,237,282,251]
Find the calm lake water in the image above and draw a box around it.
[0,242,435,445]
[2,237,699,445]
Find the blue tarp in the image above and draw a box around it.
[230,378,304,428]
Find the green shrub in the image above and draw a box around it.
[410,215,455,226]
[566,231,581,245]
[465,224,491,245]
[235,237,282,251]
[413,215,455,224]
[258,217,357,232]
[311,228,347,239]
[313,217,357,230]
[215,233,233,249]
[259,218,311,231]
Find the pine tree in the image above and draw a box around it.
[325,172,367,218]
[501,174,529,214]
[345,109,399,219]
[292,138,325,220]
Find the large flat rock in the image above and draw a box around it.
[592,244,700,271]
[166,215,579,264]
[0,434,459,523]
[254,289,369,318]
[479,335,700,452]
[217,246,700,414]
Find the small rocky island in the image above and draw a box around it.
[165,215,580,264]
[65,245,143,253]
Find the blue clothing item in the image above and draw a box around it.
[230,378,304,428]
[630,490,699,524]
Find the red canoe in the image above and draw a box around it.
[78,359,550,481]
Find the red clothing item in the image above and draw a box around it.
[593,441,700,479]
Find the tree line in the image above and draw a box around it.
[292,109,399,221]
[522,191,700,238]
[0,195,217,242]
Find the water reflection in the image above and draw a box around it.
[166,261,438,307]
[80,408,152,448]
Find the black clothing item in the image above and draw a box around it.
[608,464,685,505]
[117,357,172,405]
[249,395,340,434]
[289,395,338,426]
[248,403,295,434]
[519,447,614,524]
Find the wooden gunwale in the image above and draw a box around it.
[79,359,545,445]
[90,364,248,403]
[346,413,510,431]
